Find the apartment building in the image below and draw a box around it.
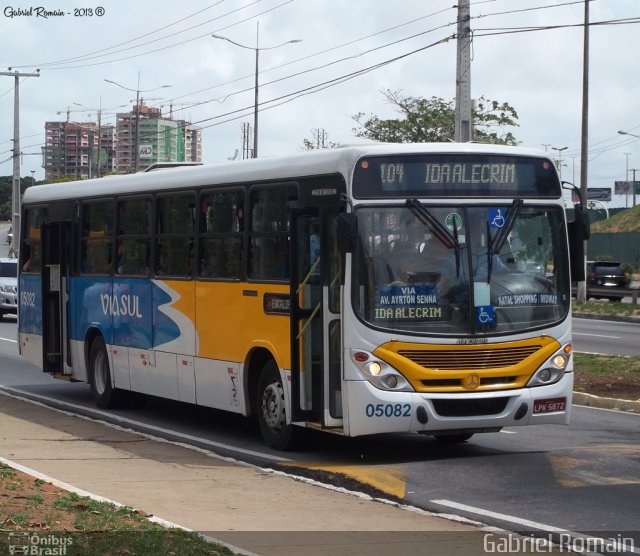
[43,102,202,179]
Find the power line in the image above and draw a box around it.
[18,0,295,71]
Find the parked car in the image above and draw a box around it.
[0,257,18,320]
[586,261,630,302]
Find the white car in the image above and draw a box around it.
[0,257,18,320]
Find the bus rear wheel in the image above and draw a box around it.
[89,337,125,409]
[257,361,298,450]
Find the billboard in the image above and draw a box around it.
[586,188,611,201]
[614,181,640,195]
[572,187,612,203]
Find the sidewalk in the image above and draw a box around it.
[0,391,496,556]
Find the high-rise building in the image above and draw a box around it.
[42,102,202,179]
[42,121,103,180]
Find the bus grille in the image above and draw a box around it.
[432,397,510,417]
[398,345,541,370]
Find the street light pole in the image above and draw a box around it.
[253,22,259,158]
[105,75,171,172]
[212,25,301,158]
[551,146,568,181]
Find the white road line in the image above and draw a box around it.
[0,336,17,343]
[572,332,619,339]
[431,499,640,555]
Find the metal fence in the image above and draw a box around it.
[588,232,640,269]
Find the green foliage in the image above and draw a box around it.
[352,89,519,145]
[0,175,39,220]
[591,204,640,233]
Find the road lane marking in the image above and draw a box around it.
[278,461,406,498]
[573,332,619,339]
[549,444,640,488]
[0,336,17,343]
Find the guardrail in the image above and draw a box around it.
[571,285,639,304]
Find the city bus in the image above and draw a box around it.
[18,143,589,449]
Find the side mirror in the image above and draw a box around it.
[574,203,591,240]
[336,213,356,253]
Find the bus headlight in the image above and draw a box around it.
[350,350,414,392]
[527,345,570,388]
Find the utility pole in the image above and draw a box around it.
[632,169,638,208]
[577,0,589,302]
[454,0,472,142]
[0,69,40,255]
[624,152,631,208]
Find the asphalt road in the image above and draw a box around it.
[2,319,639,552]
[572,317,640,356]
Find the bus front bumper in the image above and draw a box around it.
[343,372,573,438]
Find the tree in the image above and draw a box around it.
[352,90,519,145]
[300,128,340,151]
[0,176,38,221]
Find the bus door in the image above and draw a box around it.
[290,207,343,427]
[40,221,71,375]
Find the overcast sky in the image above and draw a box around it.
[1,0,638,207]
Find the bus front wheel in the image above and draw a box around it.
[89,337,124,409]
[256,361,298,450]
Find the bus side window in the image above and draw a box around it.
[116,197,151,276]
[199,189,244,279]
[81,201,114,275]
[21,208,44,274]
[156,193,196,277]
[248,185,296,281]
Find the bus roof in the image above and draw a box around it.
[24,143,552,205]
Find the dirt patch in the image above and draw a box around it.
[574,372,640,402]
[0,466,143,534]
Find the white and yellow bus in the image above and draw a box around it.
[18,143,589,449]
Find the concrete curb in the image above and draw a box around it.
[572,311,640,324]
[573,391,640,413]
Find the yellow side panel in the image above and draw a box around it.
[195,282,291,368]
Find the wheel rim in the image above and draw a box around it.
[93,350,108,396]
[261,381,285,430]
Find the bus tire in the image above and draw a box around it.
[256,360,298,450]
[88,337,124,409]
[433,433,474,444]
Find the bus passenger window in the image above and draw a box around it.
[248,185,296,281]
[115,197,151,276]
[81,201,114,275]
[155,194,196,278]
[199,189,244,280]
[21,208,44,274]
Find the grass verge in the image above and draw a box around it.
[0,463,237,555]
[573,300,640,318]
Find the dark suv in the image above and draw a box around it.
[586,261,629,301]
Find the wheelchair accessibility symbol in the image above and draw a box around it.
[476,305,495,326]
[488,208,506,229]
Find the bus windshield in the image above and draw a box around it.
[352,204,570,335]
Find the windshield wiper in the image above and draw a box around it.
[406,199,459,249]
[406,199,462,275]
[487,199,523,282]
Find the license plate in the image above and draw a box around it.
[533,397,566,414]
